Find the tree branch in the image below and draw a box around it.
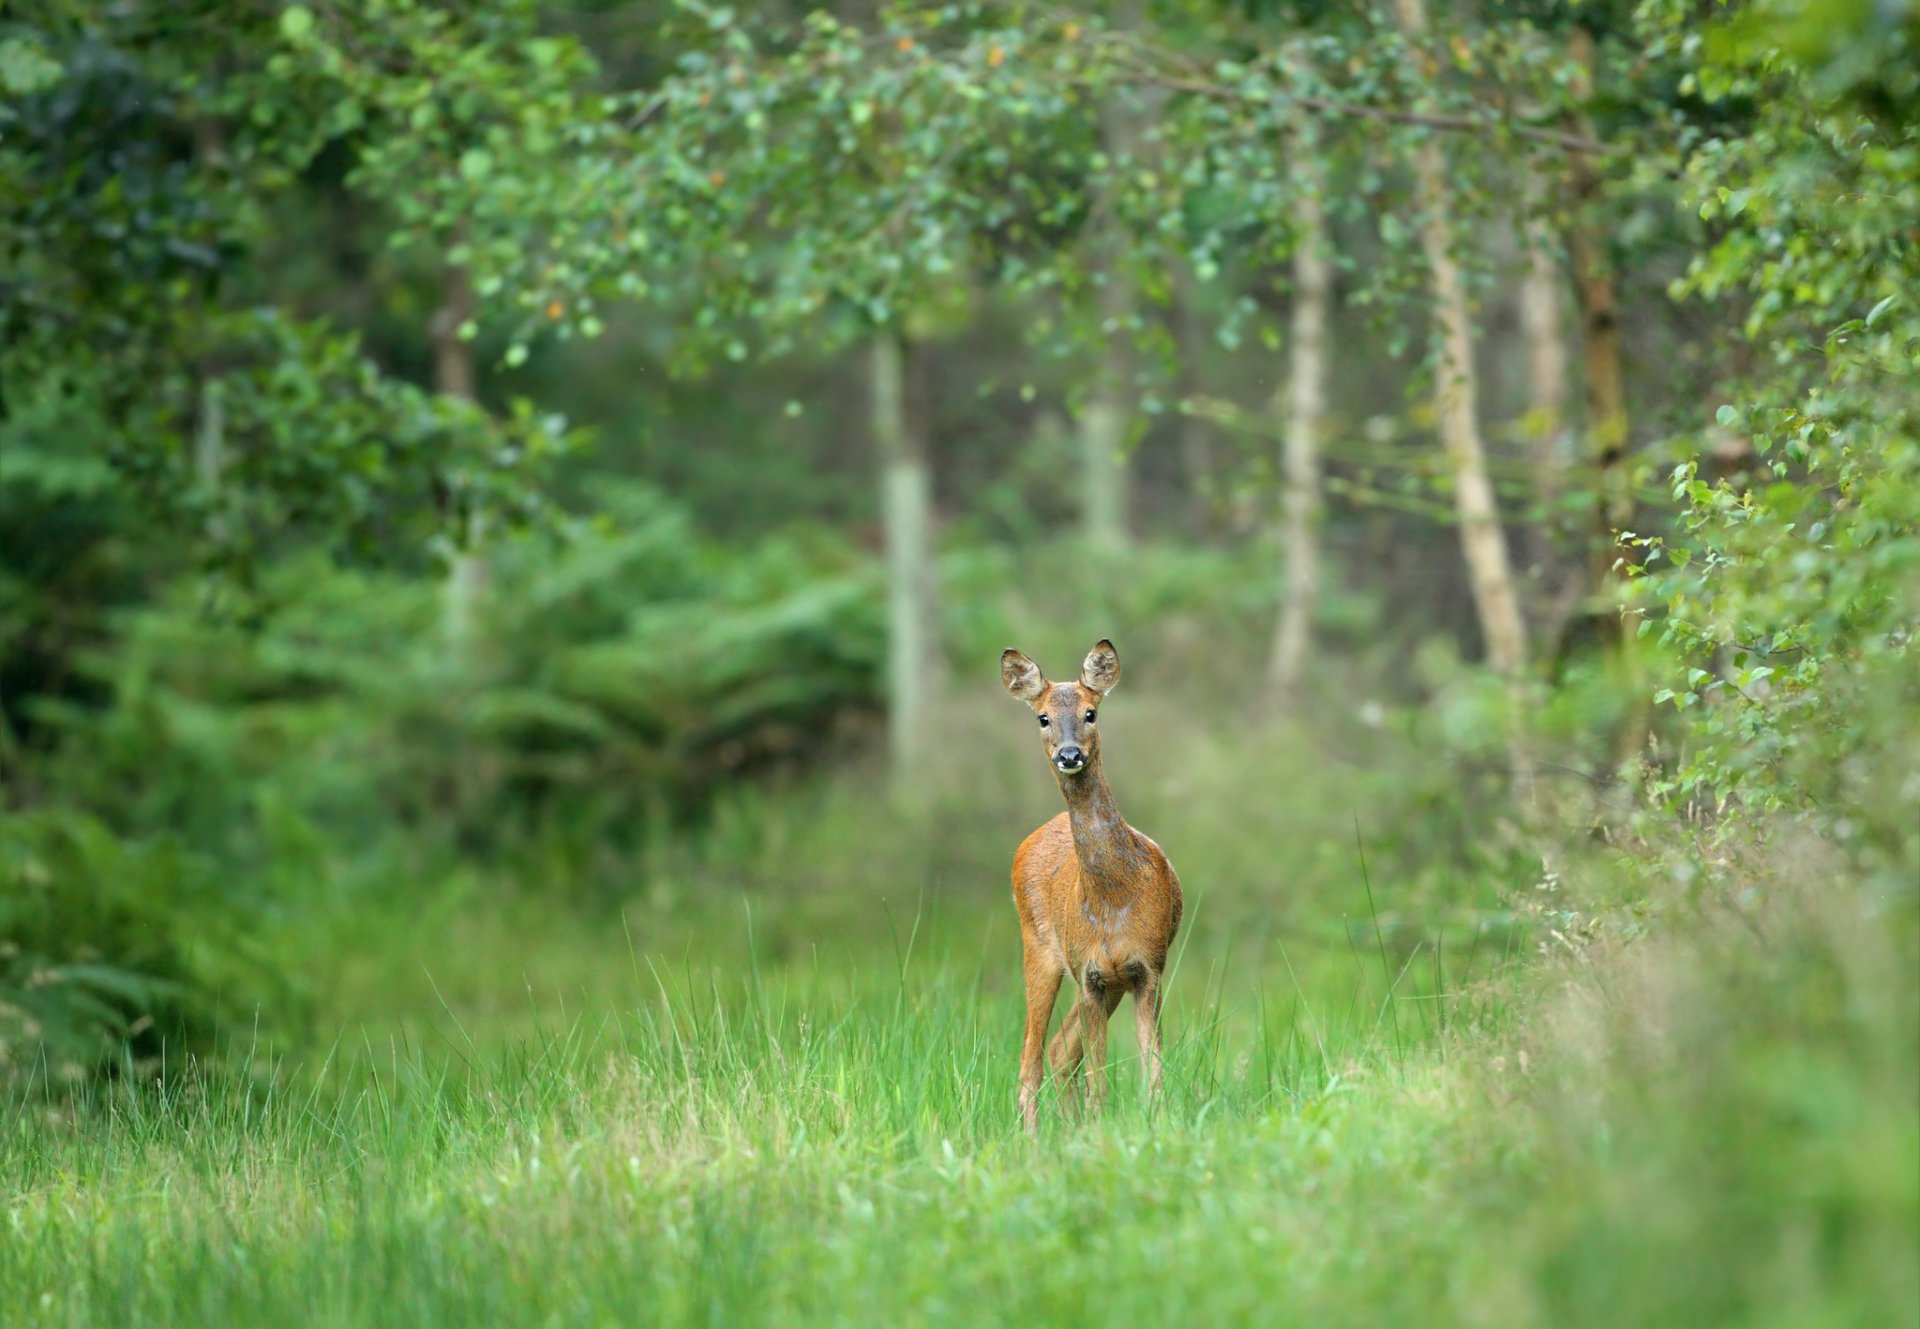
[1106,67,1610,157]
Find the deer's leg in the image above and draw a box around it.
[1018,947,1063,1135]
[1131,965,1166,1106]
[1080,970,1125,1114]
[1046,990,1086,1116]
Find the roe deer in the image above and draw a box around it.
[1000,639,1182,1131]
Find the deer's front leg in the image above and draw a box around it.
[1018,949,1062,1135]
[1132,966,1166,1106]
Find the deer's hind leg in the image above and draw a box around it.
[1046,991,1087,1116]
[1018,943,1063,1135]
[1079,971,1126,1113]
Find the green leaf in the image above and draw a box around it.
[0,36,63,94]
[280,4,315,40]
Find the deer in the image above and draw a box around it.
[1000,638,1183,1132]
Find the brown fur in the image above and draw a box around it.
[1000,640,1183,1132]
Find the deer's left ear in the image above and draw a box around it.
[1080,639,1120,694]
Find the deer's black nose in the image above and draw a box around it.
[1054,746,1086,773]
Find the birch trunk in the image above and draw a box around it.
[1519,171,1570,528]
[194,120,226,541]
[1268,144,1330,705]
[1080,383,1128,553]
[1518,164,1579,662]
[1393,0,1528,678]
[1174,266,1217,536]
[872,332,939,785]
[1566,28,1631,636]
[432,259,485,656]
[1080,39,1141,554]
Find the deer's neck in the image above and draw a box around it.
[1058,764,1135,892]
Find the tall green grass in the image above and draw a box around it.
[0,944,1469,1328]
[4,840,1913,1329]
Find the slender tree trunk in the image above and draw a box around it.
[1268,135,1330,706]
[194,119,226,541]
[1565,29,1631,637]
[432,258,485,655]
[1393,0,1528,678]
[1080,378,1128,552]
[872,332,939,786]
[1519,170,1570,534]
[1518,165,1584,660]
[1080,21,1142,554]
[1564,27,1647,765]
[1174,266,1217,537]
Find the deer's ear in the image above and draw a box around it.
[1080,639,1120,694]
[1000,648,1048,703]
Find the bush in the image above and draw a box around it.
[0,808,283,1095]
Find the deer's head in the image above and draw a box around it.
[1000,639,1121,779]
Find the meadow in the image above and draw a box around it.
[7,689,1914,1328]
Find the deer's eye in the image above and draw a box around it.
[1037,715,1050,728]
[1085,710,1097,723]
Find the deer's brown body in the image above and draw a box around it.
[1001,640,1182,1131]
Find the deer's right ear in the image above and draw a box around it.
[1000,648,1048,703]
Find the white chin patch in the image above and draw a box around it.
[1055,761,1086,775]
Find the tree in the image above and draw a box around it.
[1268,66,1331,705]
[871,329,941,786]
[1078,5,1149,554]
[1389,0,1528,677]
[0,3,591,590]
[1518,167,1569,568]
[432,254,488,654]
[1633,0,1920,865]
[1562,27,1633,649]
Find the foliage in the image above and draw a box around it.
[1628,0,1919,875]
[0,807,278,1094]
[0,1,581,582]
[22,484,881,852]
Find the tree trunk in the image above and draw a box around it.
[1080,43,1141,554]
[872,332,939,786]
[1519,169,1569,540]
[1564,27,1648,766]
[1174,266,1217,536]
[1518,164,1584,661]
[1566,27,1631,637]
[1268,135,1330,706]
[1393,0,1528,678]
[194,119,227,541]
[1080,380,1128,553]
[432,259,485,655]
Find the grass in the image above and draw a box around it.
[2,952,1479,1328]
[5,850,1915,1329]
[3,691,1914,1328]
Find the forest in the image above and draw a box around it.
[2,0,1916,1324]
